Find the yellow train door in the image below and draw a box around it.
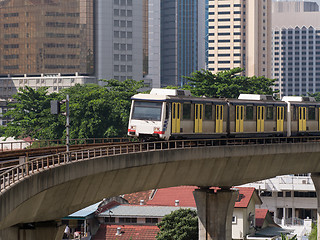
[215,105,223,133]
[194,104,203,133]
[257,106,265,132]
[172,102,181,133]
[277,106,284,131]
[298,107,306,131]
[236,105,244,132]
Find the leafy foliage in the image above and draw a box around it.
[281,233,297,240]
[156,208,198,240]
[308,92,320,102]
[3,79,144,140]
[183,68,276,98]
[308,223,317,240]
[4,86,63,140]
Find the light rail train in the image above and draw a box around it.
[128,88,320,140]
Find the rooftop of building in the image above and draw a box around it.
[93,224,159,240]
[98,204,195,218]
[124,186,259,209]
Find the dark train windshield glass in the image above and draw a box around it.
[132,101,162,121]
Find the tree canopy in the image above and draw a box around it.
[2,79,144,140]
[1,68,276,140]
[183,68,276,98]
[156,208,198,240]
[3,86,61,140]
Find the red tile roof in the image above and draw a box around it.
[255,209,269,228]
[147,186,197,207]
[93,224,159,240]
[123,190,153,205]
[146,186,255,208]
[234,187,256,208]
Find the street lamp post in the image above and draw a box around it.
[50,94,70,161]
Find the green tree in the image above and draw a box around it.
[3,79,144,140]
[183,68,275,98]
[281,233,297,240]
[308,223,317,240]
[156,208,198,240]
[3,86,63,140]
[60,79,144,139]
[308,92,320,101]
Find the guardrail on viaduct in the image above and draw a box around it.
[1,136,319,194]
[0,137,132,152]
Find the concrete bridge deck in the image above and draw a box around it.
[1,137,320,229]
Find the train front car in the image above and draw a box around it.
[128,89,175,140]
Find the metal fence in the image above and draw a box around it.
[1,136,319,193]
[0,137,132,152]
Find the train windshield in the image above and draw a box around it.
[132,101,162,121]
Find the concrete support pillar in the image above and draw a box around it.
[292,207,295,225]
[193,187,238,240]
[0,222,65,240]
[311,173,320,240]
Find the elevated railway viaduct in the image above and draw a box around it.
[1,138,320,240]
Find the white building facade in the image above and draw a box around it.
[207,0,272,78]
[241,175,317,225]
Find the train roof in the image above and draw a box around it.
[131,89,320,106]
[282,96,316,102]
[131,88,227,103]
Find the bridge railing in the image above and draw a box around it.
[1,136,319,193]
[0,137,132,152]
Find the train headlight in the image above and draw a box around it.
[128,125,136,134]
[153,127,164,134]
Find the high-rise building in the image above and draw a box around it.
[272,0,319,13]
[207,0,272,78]
[158,0,206,87]
[272,1,320,97]
[95,0,145,84]
[0,0,96,98]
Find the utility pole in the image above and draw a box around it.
[66,94,70,155]
[50,94,70,161]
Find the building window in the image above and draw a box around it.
[105,217,115,223]
[260,191,272,197]
[146,218,158,224]
[119,218,137,223]
[232,216,237,223]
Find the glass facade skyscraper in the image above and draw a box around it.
[161,0,205,87]
[0,0,94,76]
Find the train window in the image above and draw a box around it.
[308,107,316,120]
[266,106,273,120]
[246,106,253,120]
[132,101,162,121]
[292,107,297,121]
[183,103,191,120]
[205,104,212,120]
[166,103,170,119]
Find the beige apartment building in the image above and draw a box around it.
[207,0,272,78]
